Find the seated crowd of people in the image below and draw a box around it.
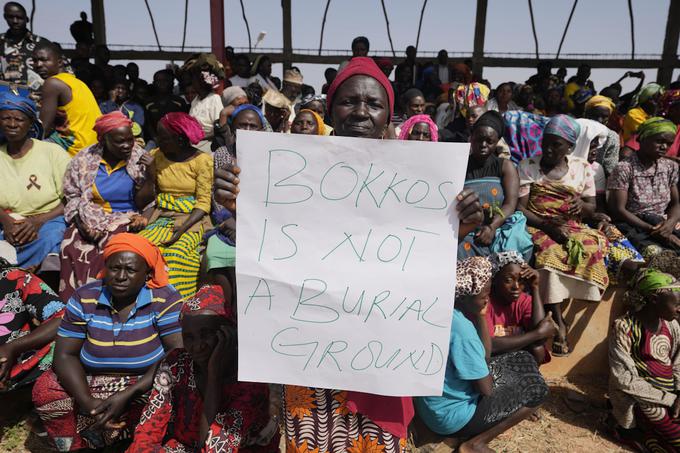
[2,2,680,451]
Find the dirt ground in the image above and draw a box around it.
[0,378,633,453]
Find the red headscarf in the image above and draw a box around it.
[159,112,205,145]
[98,233,169,289]
[180,285,235,326]
[93,111,133,141]
[326,56,394,119]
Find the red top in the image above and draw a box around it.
[485,292,533,338]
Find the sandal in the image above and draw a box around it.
[552,336,570,357]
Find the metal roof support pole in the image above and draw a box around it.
[658,0,680,86]
[210,0,226,63]
[472,0,488,78]
[91,0,106,65]
[282,0,293,70]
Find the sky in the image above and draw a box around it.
[16,0,680,92]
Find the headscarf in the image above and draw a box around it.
[222,86,247,106]
[455,256,493,299]
[634,83,664,106]
[297,94,326,115]
[230,103,265,128]
[296,109,326,135]
[489,251,525,275]
[93,111,133,141]
[637,117,678,142]
[98,233,169,289]
[625,268,680,312]
[473,110,505,138]
[572,118,610,160]
[283,68,303,85]
[502,110,551,164]
[543,114,581,145]
[0,91,42,140]
[327,56,394,120]
[181,52,225,78]
[159,112,205,145]
[180,284,236,326]
[397,114,438,142]
[585,95,616,114]
[454,83,489,117]
[661,89,680,117]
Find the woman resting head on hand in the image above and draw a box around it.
[128,285,279,452]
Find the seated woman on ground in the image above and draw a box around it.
[609,268,680,452]
[415,257,548,453]
[397,113,438,142]
[60,111,155,302]
[0,91,70,271]
[459,111,532,260]
[518,114,610,357]
[128,285,278,452]
[0,257,65,392]
[32,233,183,452]
[139,112,213,298]
[487,251,556,364]
[608,117,680,259]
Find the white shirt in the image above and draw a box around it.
[229,75,250,88]
[189,93,223,138]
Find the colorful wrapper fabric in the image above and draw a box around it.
[543,114,581,144]
[503,110,551,164]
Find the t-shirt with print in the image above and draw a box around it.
[0,139,70,216]
[485,292,533,338]
[607,152,679,218]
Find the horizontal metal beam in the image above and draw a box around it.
[62,49,679,71]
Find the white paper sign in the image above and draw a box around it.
[236,130,469,396]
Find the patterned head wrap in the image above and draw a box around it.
[297,94,326,115]
[327,57,394,120]
[0,91,42,140]
[585,95,616,114]
[229,103,265,129]
[159,112,205,145]
[93,111,133,141]
[454,83,490,118]
[295,109,327,136]
[625,268,680,312]
[661,89,680,116]
[637,117,678,142]
[489,251,525,275]
[635,83,664,106]
[180,284,236,326]
[544,114,581,145]
[398,114,438,142]
[455,256,493,299]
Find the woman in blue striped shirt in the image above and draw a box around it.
[32,233,183,452]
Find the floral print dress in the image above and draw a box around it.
[0,262,64,391]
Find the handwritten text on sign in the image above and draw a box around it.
[236,131,469,396]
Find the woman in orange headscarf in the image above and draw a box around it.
[34,233,183,452]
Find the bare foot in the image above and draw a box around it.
[459,440,495,453]
[529,409,541,422]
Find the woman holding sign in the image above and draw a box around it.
[214,57,483,453]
